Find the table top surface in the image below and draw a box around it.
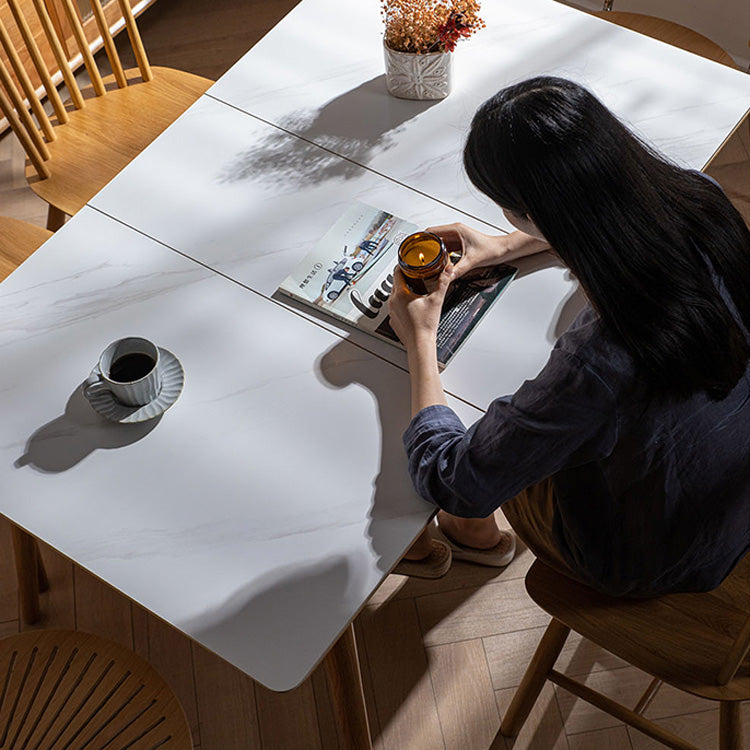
[2,0,749,691]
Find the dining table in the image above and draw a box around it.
[1,0,748,746]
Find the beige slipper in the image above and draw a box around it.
[434,526,516,568]
[392,539,452,579]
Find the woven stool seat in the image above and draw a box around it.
[0,629,192,750]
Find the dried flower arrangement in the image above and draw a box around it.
[381,0,485,54]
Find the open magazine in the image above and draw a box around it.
[279,202,516,367]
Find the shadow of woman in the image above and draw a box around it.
[316,340,432,576]
[15,384,161,473]
[316,336,524,744]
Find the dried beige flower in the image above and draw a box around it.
[382,0,485,54]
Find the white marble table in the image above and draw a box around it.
[2,0,750,742]
[0,207,482,693]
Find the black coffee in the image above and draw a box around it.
[109,353,155,382]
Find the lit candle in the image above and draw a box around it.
[397,232,448,294]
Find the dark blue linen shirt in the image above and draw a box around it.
[404,302,750,597]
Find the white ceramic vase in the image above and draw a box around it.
[383,41,452,100]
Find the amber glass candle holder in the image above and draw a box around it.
[397,232,448,295]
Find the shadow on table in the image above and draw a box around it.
[14,384,161,473]
[183,555,355,692]
[317,339,433,577]
[218,75,440,187]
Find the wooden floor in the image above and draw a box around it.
[2,1,750,748]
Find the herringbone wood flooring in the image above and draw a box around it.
[1,0,749,747]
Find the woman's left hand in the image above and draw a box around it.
[388,264,454,351]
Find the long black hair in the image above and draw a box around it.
[464,76,750,400]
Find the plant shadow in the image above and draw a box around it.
[218,75,440,187]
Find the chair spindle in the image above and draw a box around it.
[44,0,69,58]
[0,56,50,162]
[30,0,85,110]
[0,17,56,140]
[6,0,68,123]
[60,0,106,96]
[0,75,50,178]
[116,0,152,82]
[90,0,127,88]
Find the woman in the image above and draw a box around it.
[389,76,750,597]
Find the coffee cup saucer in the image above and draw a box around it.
[83,347,185,423]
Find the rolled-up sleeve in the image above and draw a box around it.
[403,349,618,517]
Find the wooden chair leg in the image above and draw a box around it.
[500,618,571,737]
[324,623,372,750]
[35,540,49,592]
[46,204,66,231]
[633,677,662,715]
[11,526,41,625]
[719,701,742,750]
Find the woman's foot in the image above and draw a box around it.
[437,510,503,549]
[403,527,436,560]
[394,528,452,579]
[436,511,516,568]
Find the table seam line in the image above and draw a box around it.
[201,91,510,235]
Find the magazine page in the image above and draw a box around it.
[278,202,417,328]
[373,265,517,367]
[279,203,517,367]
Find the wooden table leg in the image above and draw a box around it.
[324,623,372,750]
[11,525,41,625]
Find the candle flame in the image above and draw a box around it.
[419,252,425,264]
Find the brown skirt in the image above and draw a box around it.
[502,478,577,579]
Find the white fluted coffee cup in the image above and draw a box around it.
[84,337,161,407]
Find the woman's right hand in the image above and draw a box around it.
[426,223,512,280]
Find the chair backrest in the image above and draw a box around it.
[0,629,193,748]
[0,0,152,178]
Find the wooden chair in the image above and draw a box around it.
[500,554,750,749]
[594,9,737,68]
[0,629,192,748]
[593,8,747,163]
[0,0,212,231]
[0,215,52,280]
[1,217,53,625]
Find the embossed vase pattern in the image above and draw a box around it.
[383,42,452,100]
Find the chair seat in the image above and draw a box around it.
[0,217,52,280]
[0,629,192,749]
[26,66,212,217]
[525,555,750,701]
[594,11,737,68]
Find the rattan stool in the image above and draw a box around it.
[0,629,192,749]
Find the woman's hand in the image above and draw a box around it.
[389,266,451,416]
[388,265,454,352]
[428,223,549,277]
